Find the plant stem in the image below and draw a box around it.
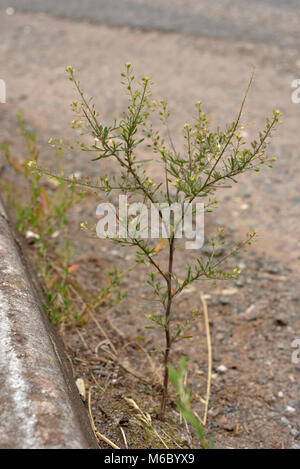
[159,234,175,420]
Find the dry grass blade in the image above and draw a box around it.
[159,427,183,449]
[119,425,128,449]
[121,341,161,387]
[76,327,89,350]
[198,292,212,426]
[88,309,118,356]
[124,397,169,449]
[85,306,151,386]
[105,316,126,338]
[88,387,120,449]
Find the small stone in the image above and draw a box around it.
[285,406,296,414]
[51,230,60,239]
[77,344,86,351]
[242,190,252,199]
[203,294,212,301]
[290,444,300,449]
[219,297,231,306]
[208,407,221,417]
[281,416,291,426]
[224,405,238,414]
[267,266,281,274]
[242,299,268,321]
[213,356,222,363]
[248,352,257,361]
[291,429,299,438]
[236,279,244,287]
[216,365,227,374]
[216,415,235,431]
[221,288,238,295]
[25,230,40,243]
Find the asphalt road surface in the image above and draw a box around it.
[1,0,300,48]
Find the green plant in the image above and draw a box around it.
[2,112,84,323]
[34,64,280,419]
[2,113,125,325]
[2,112,80,255]
[168,356,213,449]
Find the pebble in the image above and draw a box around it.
[242,190,252,199]
[213,356,222,363]
[219,297,231,305]
[285,405,296,414]
[280,416,291,426]
[290,444,300,449]
[25,230,40,241]
[224,405,239,414]
[242,299,268,321]
[291,429,299,438]
[204,293,212,300]
[267,266,281,274]
[77,344,86,351]
[216,415,235,431]
[208,407,221,417]
[216,365,227,374]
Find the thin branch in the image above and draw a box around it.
[199,71,254,192]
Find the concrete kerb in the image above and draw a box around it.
[0,199,98,449]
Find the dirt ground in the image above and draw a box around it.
[1,9,300,449]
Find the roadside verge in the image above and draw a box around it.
[0,198,98,449]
